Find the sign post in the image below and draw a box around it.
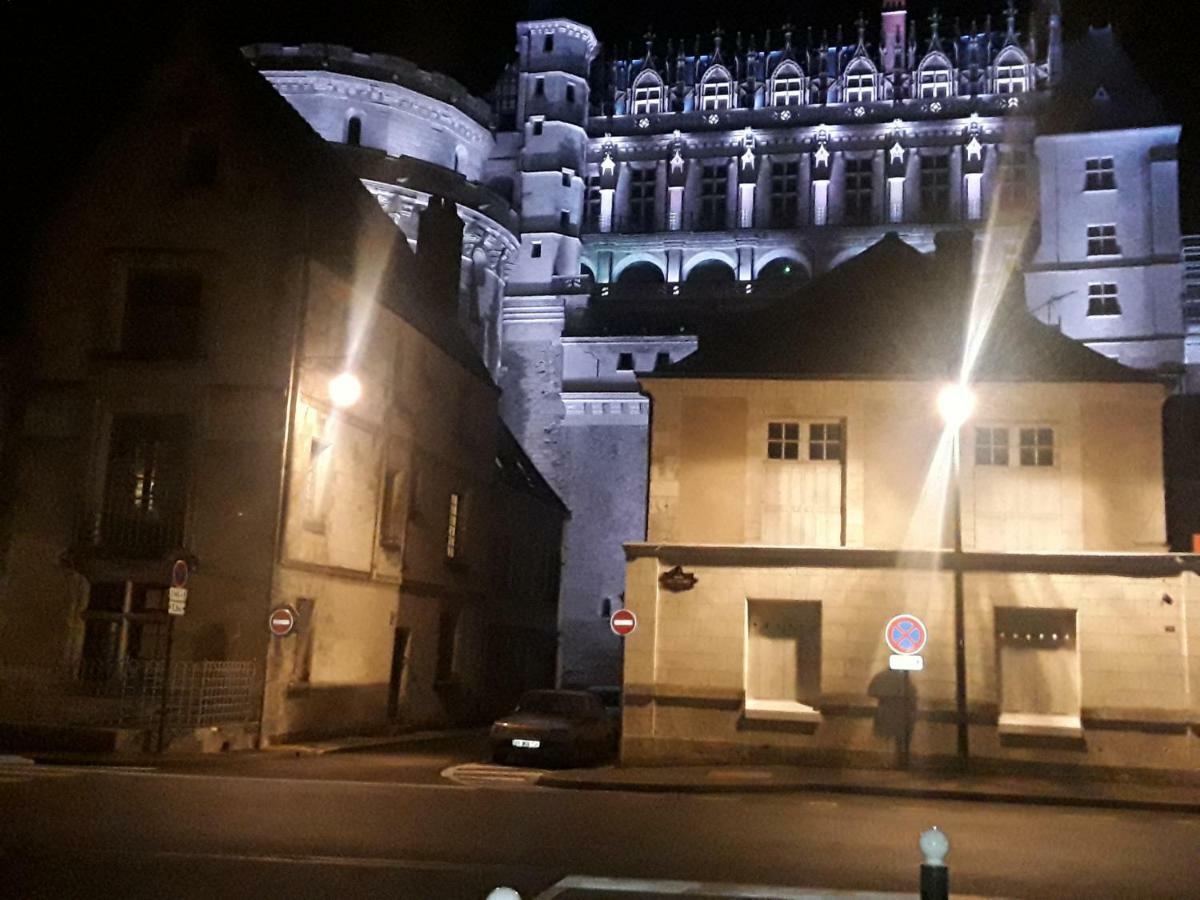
[157,559,189,753]
[269,605,298,638]
[883,613,926,769]
[609,609,637,637]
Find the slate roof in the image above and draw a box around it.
[651,232,1163,385]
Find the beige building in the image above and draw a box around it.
[0,24,564,750]
[623,233,1199,773]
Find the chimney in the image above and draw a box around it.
[416,195,464,316]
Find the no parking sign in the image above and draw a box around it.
[885,614,926,671]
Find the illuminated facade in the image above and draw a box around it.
[246,0,1192,687]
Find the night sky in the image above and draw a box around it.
[2,0,1196,333]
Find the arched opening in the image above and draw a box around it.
[579,263,596,283]
[346,116,362,146]
[757,258,808,285]
[616,261,665,286]
[686,260,737,284]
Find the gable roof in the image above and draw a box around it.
[652,233,1163,385]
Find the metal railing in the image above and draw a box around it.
[0,659,259,732]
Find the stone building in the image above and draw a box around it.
[0,21,564,748]
[621,233,1199,772]
[243,1,1193,690]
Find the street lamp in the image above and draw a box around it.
[328,371,363,408]
[938,381,974,766]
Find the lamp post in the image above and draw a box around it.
[937,383,974,766]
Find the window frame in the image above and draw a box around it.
[1084,157,1116,192]
[1087,282,1121,317]
[843,156,874,225]
[843,71,876,104]
[1086,224,1119,257]
[769,159,801,227]
[1017,426,1056,468]
[974,426,1010,467]
[698,162,729,230]
[627,166,657,232]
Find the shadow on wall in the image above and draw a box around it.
[868,669,917,768]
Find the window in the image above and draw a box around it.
[543,34,553,53]
[445,492,461,559]
[99,416,188,557]
[530,241,542,258]
[616,352,635,371]
[995,64,1027,94]
[1085,157,1115,191]
[559,209,570,230]
[918,67,953,98]
[633,80,663,115]
[182,131,218,187]
[771,65,805,106]
[767,422,801,460]
[844,72,875,103]
[700,75,733,110]
[435,609,459,683]
[1087,282,1121,316]
[585,176,602,230]
[975,426,1010,466]
[998,147,1030,206]
[654,351,671,370]
[561,170,572,187]
[532,118,544,136]
[920,154,951,221]
[1018,427,1054,467]
[534,77,545,97]
[994,607,1081,731]
[844,157,873,224]
[770,160,800,227]
[746,600,822,713]
[345,116,362,146]
[699,163,728,230]
[566,84,575,104]
[122,269,203,360]
[304,437,333,532]
[380,469,405,549]
[628,167,656,232]
[80,581,169,672]
[1087,224,1119,256]
[808,423,843,461]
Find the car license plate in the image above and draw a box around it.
[512,738,540,749]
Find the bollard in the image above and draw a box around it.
[485,888,521,900]
[919,826,950,900]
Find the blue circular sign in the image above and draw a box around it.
[884,614,927,656]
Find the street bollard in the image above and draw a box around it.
[919,826,950,900]
[485,888,521,900]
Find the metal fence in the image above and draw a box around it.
[0,659,259,732]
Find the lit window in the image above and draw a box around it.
[700,72,733,110]
[918,67,953,99]
[995,64,1027,94]
[975,427,1009,466]
[632,78,663,115]
[1087,283,1121,316]
[446,492,461,559]
[771,64,805,106]
[1087,224,1119,256]
[844,72,876,103]
[1085,157,1116,191]
[1018,428,1054,467]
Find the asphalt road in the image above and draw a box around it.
[1,739,1197,899]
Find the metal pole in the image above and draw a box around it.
[951,428,969,765]
[919,827,950,900]
[156,616,175,753]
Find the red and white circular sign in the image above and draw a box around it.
[269,605,297,637]
[610,609,637,637]
[884,614,927,656]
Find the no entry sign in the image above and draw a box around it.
[610,609,637,637]
[269,605,297,637]
[884,614,927,656]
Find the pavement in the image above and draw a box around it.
[537,761,1200,814]
[261,726,489,756]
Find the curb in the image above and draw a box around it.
[535,773,1200,815]
[267,727,487,756]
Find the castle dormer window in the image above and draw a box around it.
[917,54,954,99]
[842,59,877,103]
[632,71,664,115]
[699,67,734,111]
[770,62,805,107]
[994,48,1029,94]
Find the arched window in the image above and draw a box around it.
[757,258,808,285]
[843,58,877,103]
[453,146,466,174]
[346,115,362,146]
[917,53,954,99]
[632,70,664,115]
[699,66,733,111]
[770,61,805,107]
[686,259,737,283]
[616,261,666,285]
[993,47,1029,94]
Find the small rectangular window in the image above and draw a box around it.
[627,166,657,232]
[561,170,572,187]
[1085,157,1115,191]
[808,422,843,461]
[975,426,1009,466]
[1018,427,1054,467]
[770,160,800,227]
[566,84,575,104]
[616,351,635,371]
[766,421,801,460]
[1087,224,1119,256]
[446,492,461,559]
[633,84,662,115]
[531,241,542,258]
[844,157,873,225]
[920,154,951,221]
[535,77,545,97]
[380,469,405,549]
[304,437,333,533]
[532,119,544,136]
[543,34,554,53]
[435,610,458,683]
[654,351,671,370]
[559,209,570,230]
[1087,282,1121,316]
[699,163,728,230]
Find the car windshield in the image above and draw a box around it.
[515,691,592,717]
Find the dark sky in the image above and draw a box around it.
[2,0,1196,336]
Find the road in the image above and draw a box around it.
[1,736,1197,899]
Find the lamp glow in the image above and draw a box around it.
[937,383,975,428]
[329,371,363,408]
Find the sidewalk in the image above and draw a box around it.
[262,726,486,756]
[538,762,1200,813]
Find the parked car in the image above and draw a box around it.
[489,689,617,767]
